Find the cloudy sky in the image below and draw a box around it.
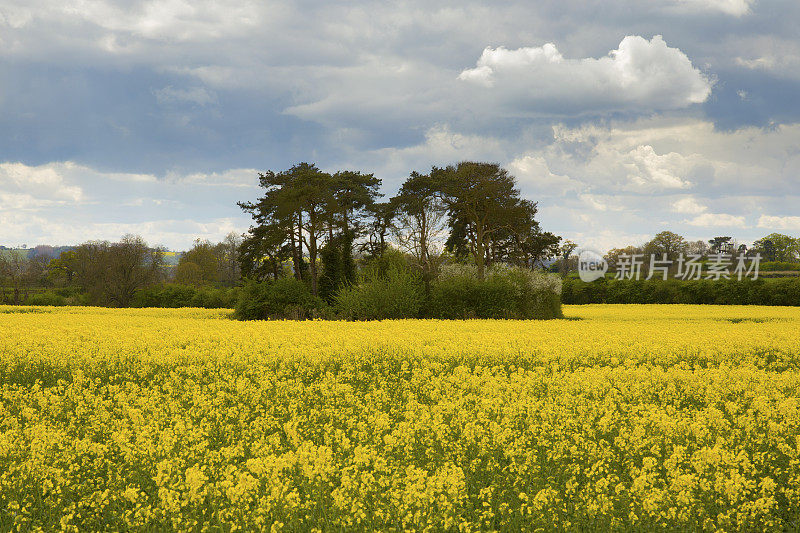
[1,0,798,251]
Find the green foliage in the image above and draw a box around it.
[753,233,800,262]
[235,278,324,320]
[562,277,800,306]
[25,291,68,306]
[428,264,563,319]
[760,261,800,272]
[318,232,356,303]
[132,284,239,309]
[334,267,424,320]
[359,247,409,279]
[175,239,221,286]
[70,235,165,307]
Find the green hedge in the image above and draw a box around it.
[427,265,563,319]
[16,287,88,306]
[334,267,424,320]
[132,284,240,309]
[235,279,324,320]
[24,292,68,306]
[760,261,800,272]
[235,264,563,321]
[562,277,800,306]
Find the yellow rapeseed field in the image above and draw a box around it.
[1,304,799,531]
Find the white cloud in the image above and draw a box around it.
[544,119,800,195]
[566,228,653,254]
[757,215,800,231]
[0,161,84,202]
[685,213,747,228]
[345,125,508,183]
[622,145,693,191]
[734,53,800,80]
[507,154,582,196]
[0,192,61,209]
[0,160,261,249]
[0,209,243,249]
[735,56,776,70]
[1,0,263,42]
[172,168,260,187]
[668,0,754,16]
[672,196,707,214]
[579,194,626,212]
[458,35,712,114]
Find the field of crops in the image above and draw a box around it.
[1,305,799,531]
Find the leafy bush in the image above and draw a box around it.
[132,284,239,309]
[562,277,800,306]
[428,264,562,319]
[760,261,800,272]
[359,247,411,279]
[334,267,424,320]
[235,278,324,320]
[25,291,68,306]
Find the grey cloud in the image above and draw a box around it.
[1,0,799,249]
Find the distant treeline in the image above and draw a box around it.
[562,277,800,306]
[0,235,240,307]
[4,162,800,314]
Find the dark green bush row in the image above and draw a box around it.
[235,265,563,321]
[235,278,324,320]
[562,277,800,306]
[760,261,800,272]
[427,265,562,319]
[131,284,240,309]
[334,268,424,320]
[13,287,88,306]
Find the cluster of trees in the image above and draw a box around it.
[562,277,800,306]
[46,235,166,306]
[0,250,50,304]
[239,161,561,301]
[601,231,800,271]
[174,235,242,288]
[752,234,800,262]
[1,233,244,307]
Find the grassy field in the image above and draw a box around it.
[1,305,799,531]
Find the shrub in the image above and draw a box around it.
[25,291,68,306]
[132,284,239,309]
[760,261,800,272]
[334,267,424,320]
[359,247,411,280]
[235,278,323,320]
[428,264,562,319]
[562,277,800,306]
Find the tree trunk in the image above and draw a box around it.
[475,224,486,280]
[293,213,303,280]
[309,230,318,296]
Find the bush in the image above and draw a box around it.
[25,291,68,306]
[359,248,411,280]
[562,277,800,306]
[760,261,800,272]
[334,267,424,320]
[132,284,239,309]
[235,278,324,320]
[428,264,562,319]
